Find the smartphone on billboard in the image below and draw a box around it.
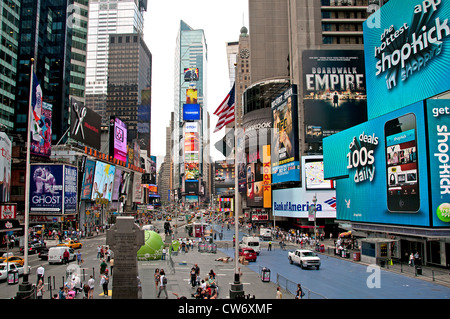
[384,113,420,212]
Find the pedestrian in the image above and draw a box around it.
[36,264,45,284]
[63,249,70,264]
[110,257,114,276]
[97,246,101,259]
[58,286,66,299]
[414,252,421,266]
[157,269,168,299]
[100,270,109,297]
[77,250,82,265]
[190,267,197,288]
[100,259,107,274]
[276,286,283,299]
[295,284,304,299]
[87,275,95,299]
[154,268,160,291]
[161,247,166,260]
[268,241,272,251]
[83,282,90,299]
[409,252,415,267]
[36,279,45,299]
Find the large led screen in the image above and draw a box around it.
[109,116,127,162]
[363,0,450,119]
[91,161,116,202]
[271,85,300,184]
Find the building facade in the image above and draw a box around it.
[106,33,152,151]
[85,0,147,125]
[172,20,210,207]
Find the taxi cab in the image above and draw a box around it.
[57,240,82,249]
[0,256,25,266]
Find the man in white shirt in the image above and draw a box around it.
[87,275,95,299]
[36,265,45,284]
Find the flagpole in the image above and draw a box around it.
[23,58,34,283]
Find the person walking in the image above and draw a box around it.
[63,249,70,264]
[190,267,197,288]
[268,241,272,251]
[77,251,82,265]
[157,269,168,299]
[36,279,45,299]
[409,252,415,267]
[36,264,45,284]
[276,286,283,299]
[100,259,108,274]
[110,257,114,276]
[154,268,160,292]
[87,275,95,299]
[295,284,304,299]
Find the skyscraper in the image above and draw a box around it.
[85,0,147,124]
[0,0,20,130]
[172,20,210,205]
[107,33,152,152]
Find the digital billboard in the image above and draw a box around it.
[91,161,116,202]
[70,99,101,150]
[186,89,198,104]
[302,50,367,142]
[426,99,450,226]
[109,116,127,162]
[81,159,96,200]
[111,168,123,201]
[271,85,300,184]
[184,68,199,81]
[323,101,438,226]
[183,104,201,121]
[363,0,450,119]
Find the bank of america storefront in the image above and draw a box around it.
[323,0,450,267]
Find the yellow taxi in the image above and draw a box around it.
[0,256,25,266]
[57,240,82,249]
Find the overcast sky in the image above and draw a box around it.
[143,0,249,163]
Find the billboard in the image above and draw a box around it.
[271,85,300,183]
[302,50,367,142]
[272,187,337,219]
[30,164,76,214]
[186,88,198,104]
[91,161,116,202]
[30,101,52,157]
[0,133,11,202]
[215,162,234,188]
[70,99,101,150]
[363,0,450,119]
[64,165,78,214]
[183,104,201,121]
[111,168,123,201]
[184,68,199,81]
[81,159,96,200]
[426,99,450,226]
[109,116,127,162]
[323,101,441,226]
[0,204,16,219]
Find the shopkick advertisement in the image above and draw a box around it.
[427,99,450,226]
[323,101,434,227]
[364,0,450,119]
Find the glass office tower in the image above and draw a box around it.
[85,0,147,125]
[173,20,210,204]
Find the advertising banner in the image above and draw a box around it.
[31,101,52,157]
[272,187,337,219]
[271,85,300,183]
[111,168,123,201]
[426,99,450,226]
[70,99,101,150]
[91,161,116,202]
[184,68,199,81]
[323,101,432,226]
[262,145,271,208]
[183,104,201,121]
[363,0,450,119]
[30,164,64,213]
[132,172,143,203]
[186,89,198,104]
[109,116,127,162]
[81,159,96,200]
[302,50,367,141]
[64,166,78,214]
[0,204,16,219]
[0,133,11,202]
[215,162,234,188]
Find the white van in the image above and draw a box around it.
[239,236,261,255]
[48,247,76,264]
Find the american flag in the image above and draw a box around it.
[213,83,235,133]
